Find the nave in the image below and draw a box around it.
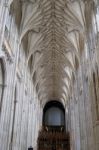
[0,0,99,150]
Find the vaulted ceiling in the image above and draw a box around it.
[9,0,89,106]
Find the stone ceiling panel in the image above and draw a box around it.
[9,0,86,106]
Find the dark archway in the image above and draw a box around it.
[43,101,65,126]
[38,101,70,150]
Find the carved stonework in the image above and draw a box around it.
[2,42,14,63]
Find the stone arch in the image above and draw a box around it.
[43,100,65,126]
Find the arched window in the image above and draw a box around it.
[0,59,5,113]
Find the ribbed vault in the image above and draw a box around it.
[9,0,86,106]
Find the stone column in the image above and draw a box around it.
[0,37,20,150]
[0,0,8,51]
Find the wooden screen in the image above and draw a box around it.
[37,126,70,150]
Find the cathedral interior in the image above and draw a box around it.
[0,0,99,150]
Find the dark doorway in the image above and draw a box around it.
[43,101,65,126]
[37,101,70,150]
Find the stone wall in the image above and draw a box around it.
[0,1,42,150]
[66,1,99,149]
